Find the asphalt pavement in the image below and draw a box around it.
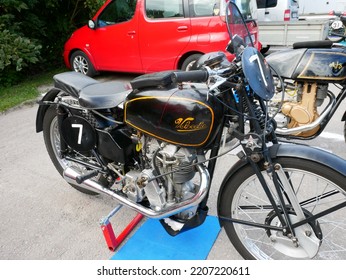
[0,73,345,260]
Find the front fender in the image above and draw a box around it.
[216,143,346,216]
[35,88,60,133]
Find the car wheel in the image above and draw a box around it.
[70,50,97,77]
[181,54,202,71]
[260,46,270,55]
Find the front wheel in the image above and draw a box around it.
[70,50,97,77]
[218,157,346,259]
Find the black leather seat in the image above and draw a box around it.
[79,81,131,109]
[53,72,99,98]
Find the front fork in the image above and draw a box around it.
[248,149,304,237]
[248,149,322,257]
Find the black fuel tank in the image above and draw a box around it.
[124,84,223,148]
[267,47,346,82]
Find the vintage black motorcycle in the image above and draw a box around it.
[263,39,346,142]
[36,2,346,259]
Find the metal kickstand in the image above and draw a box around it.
[100,204,144,251]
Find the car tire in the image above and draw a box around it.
[181,54,202,71]
[260,46,270,55]
[70,50,97,77]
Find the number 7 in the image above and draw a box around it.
[71,124,83,144]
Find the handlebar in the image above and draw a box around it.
[172,63,238,84]
[171,70,209,83]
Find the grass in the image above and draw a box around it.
[0,68,65,113]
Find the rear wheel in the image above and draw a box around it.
[42,105,100,195]
[218,157,346,259]
[181,54,202,71]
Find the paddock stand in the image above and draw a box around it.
[100,204,144,251]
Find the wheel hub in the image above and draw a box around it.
[265,210,322,258]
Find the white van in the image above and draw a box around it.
[256,0,299,21]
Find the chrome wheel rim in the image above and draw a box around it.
[49,116,70,170]
[73,55,88,75]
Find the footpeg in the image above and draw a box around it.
[76,169,99,183]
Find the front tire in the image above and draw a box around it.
[218,157,346,259]
[70,50,97,77]
[42,105,99,195]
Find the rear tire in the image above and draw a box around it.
[43,105,99,195]
[181,54,202,71]
[218,157,346,259]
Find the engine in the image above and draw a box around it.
[270,81,328,137]
[114,136,201,220]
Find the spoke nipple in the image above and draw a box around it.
[292,238,299,247]
[270,236,276,242]
[263,161,269,169]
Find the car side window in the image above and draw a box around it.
[189,0,220,17]
[145,0,184,19]
[97,0,137,26]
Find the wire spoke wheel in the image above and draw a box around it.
[219,157,346,259]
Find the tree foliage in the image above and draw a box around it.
[0,0,106,86]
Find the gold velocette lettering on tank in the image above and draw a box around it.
[175,118,208,132]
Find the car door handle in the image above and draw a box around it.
[177,26,188,31]
[128,31,136,36]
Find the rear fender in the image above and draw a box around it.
[35,88,60,133]
[216,143,346,217]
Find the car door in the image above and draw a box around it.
[89,0,142,72]
[138,0,191,72]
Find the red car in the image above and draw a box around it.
[64,0,260,76]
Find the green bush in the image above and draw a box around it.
[0,0,106,87]
[84,0,106,17]
[0,27,42,86]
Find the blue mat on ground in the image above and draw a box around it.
[111,215,221,260]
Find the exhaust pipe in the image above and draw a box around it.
[63,165,210,219]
